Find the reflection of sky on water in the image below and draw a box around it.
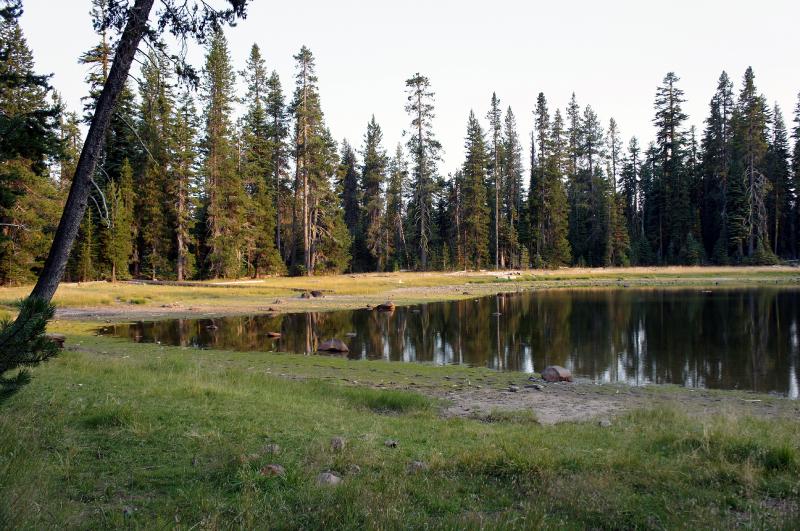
[101,288,800,398]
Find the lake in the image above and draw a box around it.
[100,287,800,397]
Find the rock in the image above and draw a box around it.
[532,384,544,391]
[462,291,470,295]
[508,384,519,392]
[123,506,135,518]
[347,464,361,475]
[262,443,281,455]
[316,472,342,486]
[376,301,396,312]
[407,460,428,473]
[266,331,281,338]
[259,464,286,477]
[46,333,66,349]
[331,436,346,452]
[317,339,349,353]
[384,439,398,448]
[267,307,276,312]
[300,291,312,299]
[598,419,612,428]
[541,365,573,383]
[365,304,373,310]
[311,290,324,298]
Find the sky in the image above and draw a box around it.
[18,0,800,173]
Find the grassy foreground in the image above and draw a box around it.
[1,268,800,528]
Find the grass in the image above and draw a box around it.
[2,268,800,527]
[0,266,797,315]
[1,328,799,528]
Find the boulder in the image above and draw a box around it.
[541,365,573,383]
[46,333,66,349]
[376,301,396,312]
[317,339,349,353]
[310,290,324,298]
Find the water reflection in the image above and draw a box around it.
[100,288,800,397]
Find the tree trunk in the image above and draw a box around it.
[30,0,155,302]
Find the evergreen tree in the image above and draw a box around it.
[103,158,134,281]
[501,107,523,268]
[171,92,198,280]
[265,70,290,262]
[405,73,441,271]
[0,6,61,283]
[700,72,735,262]
[360,116,388,270]
[486,93,503,269]
[384,144,408,270]
[732,67,771,261]
[240,44,282,277]
[766,104,792,257]
[460,111,490,269]
[200,29,244,278]
[337,140,361,267]
[290,46,350,274]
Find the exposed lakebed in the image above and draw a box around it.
[99,287,800,397]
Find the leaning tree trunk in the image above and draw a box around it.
[30,0,155,303]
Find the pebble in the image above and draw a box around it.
[259,464,286,477]
[384,439,399,448]
[598,419,612,428]
[316,472,342,486]
[262,443,281,455]
[331,436,346,452]
[407,460,428,473]
[508,385,519,392]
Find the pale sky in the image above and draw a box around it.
[19,0,800,173]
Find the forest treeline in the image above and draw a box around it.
[2,2,800,284]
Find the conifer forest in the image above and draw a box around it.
[2,1,800,285]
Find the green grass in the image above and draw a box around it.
[1,329,799,529]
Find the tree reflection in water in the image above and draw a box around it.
[101,288,800,396]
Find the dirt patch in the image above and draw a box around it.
[433,381,800,425]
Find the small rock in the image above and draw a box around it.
[300,291,312,299]
[598,419,612,428]
[316,472,342,486]
[407,460,428,473]
[311,290,324,298]
[262,443,280,455]
[384,439,398,448]
[508,384,519,392]
[259,464,286,477]
[123,506,135,518]
[541,365,573,383]
[347,464,361,475]
[376,301,396,312]
[331,436,346,452]
[317,339,349,353]
[46,333,66,349]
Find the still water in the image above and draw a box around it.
[101,288,800,397]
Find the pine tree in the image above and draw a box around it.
[405,73,441,271]
[360,116,388,270]
[290,47,350,274]
[0,7,61,283]
[620,137,641,245]
[137,51,174,280]
[791,93,800,258]
[384,144,408,270]
[240,44,281,277]
[104,159,134,281]
[265,70,290,262]
[486,93,503,269]
[528,93,550,263]
[501,107,523,268]
[700,72,734,262]
[541,106,571,267]
[338,140,360,266]
[732,67,771,261]
[171,92,198,280]
[461,111,490,269]
[766,104,792,257]
[201,29,244,278]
